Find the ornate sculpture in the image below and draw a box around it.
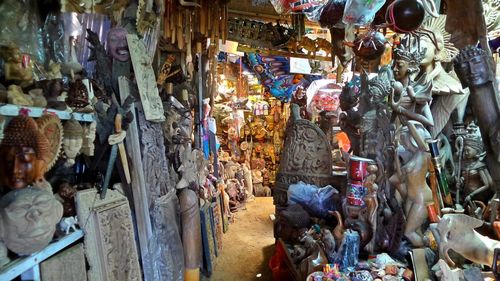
[389,121,433,247]
[66,79,90,110]
[391,45,434,130]
[62,119,83,167]
[417,16,468,137]
[339,77,362,155]
[0,116,50,190]
[453,46,500,197]
[0,187,63,258]
[36,114,64,171]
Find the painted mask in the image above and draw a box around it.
[107,27,129,62]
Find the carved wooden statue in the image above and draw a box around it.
[435,213,500,267]
[453,46,500,197]
[391,45,434,130]
[417,16,468,138]
[389,121,433,247]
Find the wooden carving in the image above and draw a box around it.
[137,104,171,207]
[36,114,64,171]
[40,243,87,281]
[127,34,165,122]
[75,188,142,281]
[274,105,333,206]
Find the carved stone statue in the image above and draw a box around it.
[0,116,50,191]
[389,121,433,247]
[453,46,500,197]
[62,119,83,167]
[0,187,63,259]
[417,16,468,138]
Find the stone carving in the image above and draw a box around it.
[274,104,333,206]
[75,188,141,281]
[36,114,64,171]
[40,243,87,281]
[127,34,165,122]
[137,105,170,205]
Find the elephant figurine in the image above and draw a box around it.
[434,214,500,267]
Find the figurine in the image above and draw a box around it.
[453,46,500,197]
[0,116,50,190]
[0,43,33,84]
[62,119,83,167]
[46,60,62,80]
[58,216,78,234]
[389,121,433,247]
[28,89,47,108]
[81,121,97,156]
[459,123,493,206]
[417,16,468,137]
[391,45,434,130]
[38,79,67,110]
[0,187,63,258]
[106,27,130,62]
[7,85,33,106]
[435,213,500,267]
[339,77,362,155]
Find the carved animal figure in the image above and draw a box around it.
[435,213,500,267]
[59,216,78,234]
[315,38,332,57]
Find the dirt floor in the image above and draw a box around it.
[203,197,276,281]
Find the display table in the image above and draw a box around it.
[0,230,84,281]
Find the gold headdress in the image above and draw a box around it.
[422,15,459,62]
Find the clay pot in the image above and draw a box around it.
[353,31,387,61]
[386,0,425,33]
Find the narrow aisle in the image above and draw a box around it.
[206,197,275,281]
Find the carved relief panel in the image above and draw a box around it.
[76,188,142,281]
[275,119,334,206]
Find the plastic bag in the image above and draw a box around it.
[287,181,340,219]
[342,0,387,25]
[319,0,348,28]
[143,191,184,281]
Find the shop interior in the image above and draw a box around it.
[1,0,500,281]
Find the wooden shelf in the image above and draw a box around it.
[0,230,84,281]
[0,104,95,122]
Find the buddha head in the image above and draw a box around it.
[453,46,495,89]
[392,46,424,82]
[0,116,49,190]
[0,187,63,255]
[106,27,129,62]
[63,119,83,166]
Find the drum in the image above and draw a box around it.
[349,156,374,181]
